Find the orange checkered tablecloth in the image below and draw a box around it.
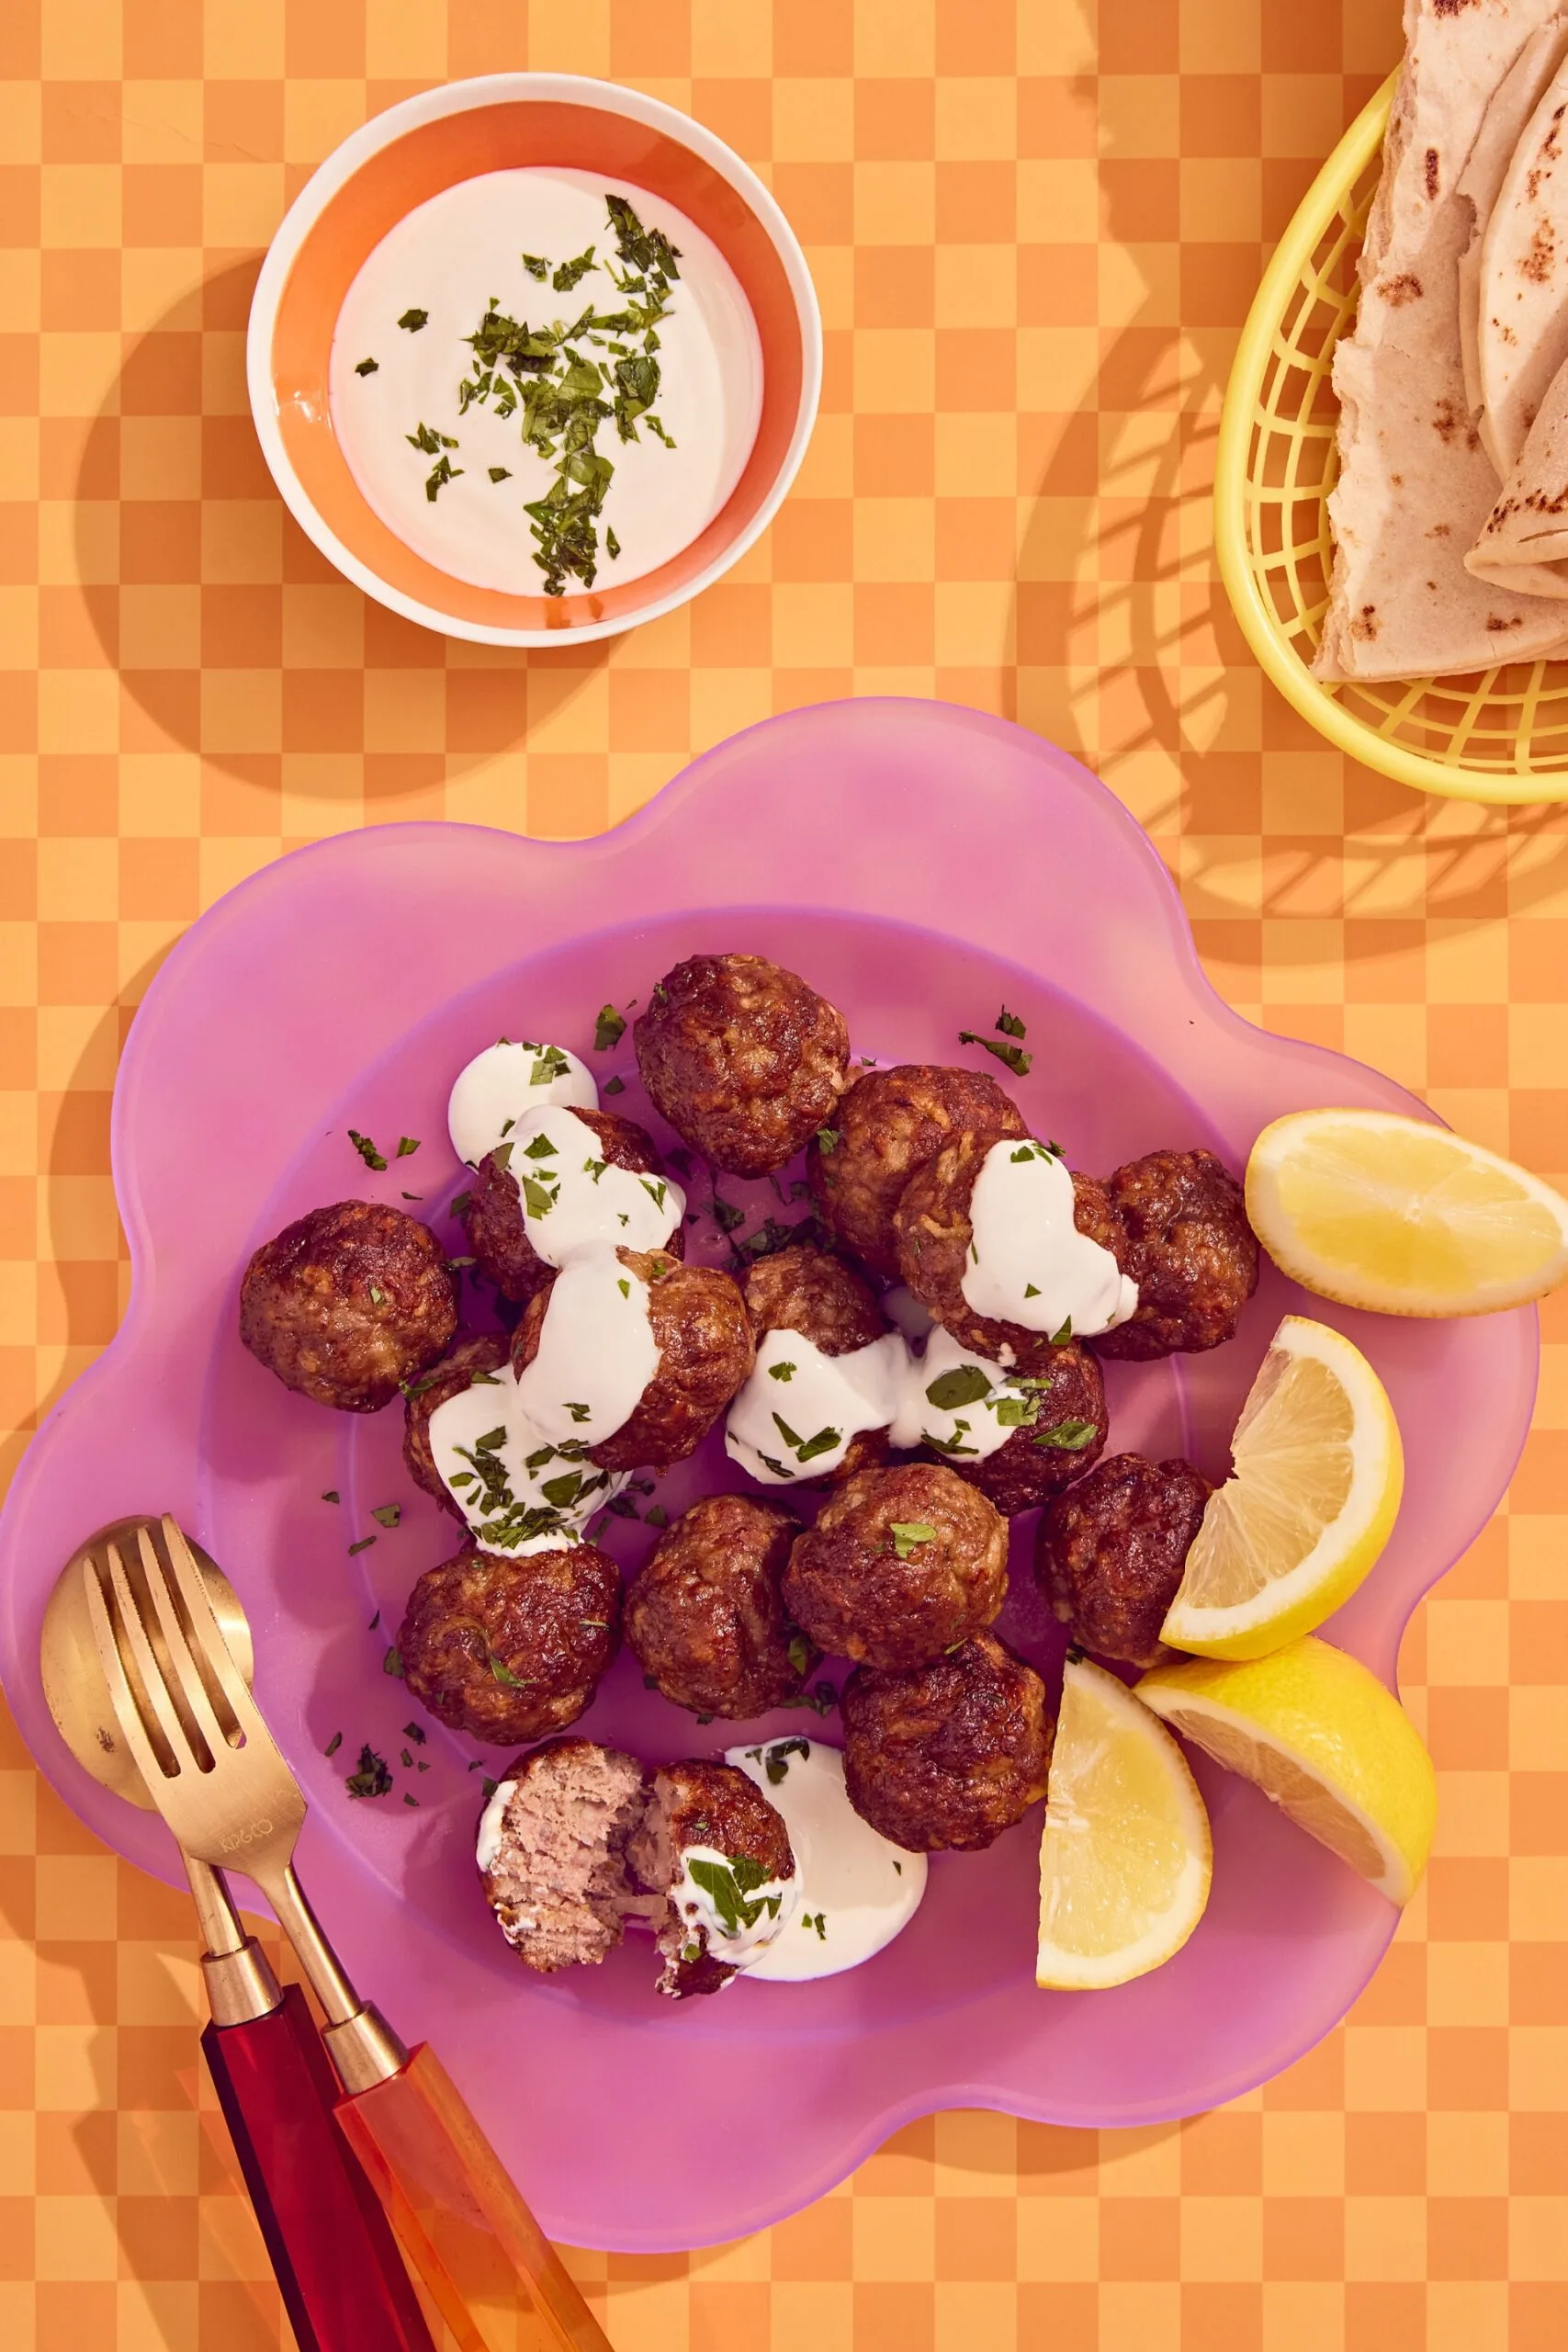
[2,1,1566,2346]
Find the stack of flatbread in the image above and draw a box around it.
[1319,0,1568,681]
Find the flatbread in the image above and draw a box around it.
[1317,0,1568,683]
[1477,48,1568,469]
[1458,12,1568,458]
[1468,344,1568,584]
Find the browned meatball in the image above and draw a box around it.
[743,1243,892,1484]
[634,954,851,1176]
[782,1461,1008,1669]
[240,1200,458,1413]
[402,1329,512,1513]
[841,1632,1054,1853]
[459,1108,684,1306]
[808,1065,1029,1279]
[626,1758,796,1996]
[935,1341,1110,1516]
[511,1248,753,1472]
[894,1133,1120,1362]
[1090,1149,1259,1361]
[399,1544,621,1743]
[625,1493,814,1718]
[1036,1453,1213,1668]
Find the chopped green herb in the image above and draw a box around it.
[605,524,621,560]
[400,1191,423,1201]
[403,1793,419,1807]
[1023,1283,1040,1298]
[787,1633,814,1677]
[685,1854,781,1937]
[368,1285,386,1306]
[617,1277,630,1297]
[1033,1417,1100,1452]
[355,356,378,376]
[321,1490,340,1504]
[488,465,513,482]
[769,1361,796,1383]
[552,245,597,292]
[522,1175,558,1218]
[803,1911,828,1940]
[383,1645,404,1678]
[763,1736,810,1784]
[594,1003,627,1051]
[370,1503,401,1530]
[324,1731,343,1757]
[521,254,548,280]
[451,1189,472,1216]
[398,308,429,331]
[1049,1317,1073,1345]
[400,1747,413,1770]
[345,1744,392,1799]
[348,1128,388,1170]
[889,1520,938,1560]
[367,1610,380,1631]
[405,421,457,454]
[996,1007,1027,1039]
[958,1028,1032,1079]
[522,1131,558,1160]
[815,1126,841,1153]
[481,1775,500,1801]
[644,1504,669,1529]
[603,1075,626,1095]
[893,1859,903,1874]
[424,451,462,501]
[403,1722,427,1745]
[397,1136,420,1159]
[991,1393,1041,1428]
[925,1364,992,1410]
[400,1369,443,1400]
[347,1536,377,1555]
[488,1653,527,1690]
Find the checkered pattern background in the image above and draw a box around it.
[1,0,1565,2344]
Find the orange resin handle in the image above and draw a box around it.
[333,2044,613,2352]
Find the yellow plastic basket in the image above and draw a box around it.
[1214,73,1568,806]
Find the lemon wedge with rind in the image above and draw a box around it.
[1036,1656,1213,1991]
[1247,1107,1568,1318]
[1159,1315,1403,1660]
[1136,1638,1436,1906]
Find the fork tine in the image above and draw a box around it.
[156,1516,264,1739]
[86,1545,193,1781]
[133,1522,231,1763]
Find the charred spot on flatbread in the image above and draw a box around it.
[1425,148,1440,200]
[1350,605,1380,642]
[1521,222,1556,283]
[1378,273,1424,305]
[1486,613,1525,629]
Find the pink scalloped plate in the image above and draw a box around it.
[0,701,1538,2251]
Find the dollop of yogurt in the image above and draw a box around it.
[726,1739,926,1981]
[512,1251,659,1444]
[725,1327,907,1486]
[447,1038,597,1165]
[962,1138,1136,1343]
[427,1362,629,1556]
[669,1843,800,1971]
[500,1103,683,1266]
[888,1325,1049,1463]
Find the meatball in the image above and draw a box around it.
[743,1243,893,1483]
[402,1329,512,1513]
[938,1341,1110,1516]
[240,1200,457,1413]
[894,1133,1121,1362]
[625,1493,814,1719]
[511,1247,753,1472]
[399,1543,621,1743]
[782,1461,1008,1670]
[459,1108,684,1307]
[1090,1148,1259,1361]
[626,1758,796,1997]
[1036,1453,1213,1668]
[634,953,851,1176]
[841,1631,1054,1853]
[808,1064,1028,1279]
[479,1737,650,1973]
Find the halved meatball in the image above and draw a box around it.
[840,1631,1054,1853]
[936,1341,1110,1516]
[1036,1453,1213,1668]
[808,1064,1028,1279]
[782,1461,1008,1670]
[625,1493,814,1719]
[742,1243,893,1483]
[459,1107,684,1306]
[1089,1149,1259,1361]
[626,1758,796,1997]
[479,1737,652,1973]
[511,1247,753,1472]
[402,1328,512,1513]
[399,1543,621,1744]
[893,1133,1122,1362]
[240,1200,458,1412]
[634,954,851,1176]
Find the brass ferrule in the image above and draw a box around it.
[201,1937,284,2028]
[320,2002,410,2096]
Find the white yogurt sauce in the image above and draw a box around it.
[476,1777,518,1873]
[889,1326,1039,1464]
[511,1253,658,1447]
[725,1327,907,1486]
[668,1843,799,1973]
[501,1103,683,1265]
[962,1139,1136,1345]
[727,1739,926,1981]
[328,169,763,595]
[448,1039,597,1166]
[427,1369,627,1556]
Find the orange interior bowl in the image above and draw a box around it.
[252,82,818,644]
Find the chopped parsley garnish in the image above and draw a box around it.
[1033,1417,1099,1452]
[803,1911,827,1940]
[617,1277,630,1297]
[889,1521,938,1559]
[603,1075,626,1095]
[563,1401,592,1423]
[1023,1283,1040,1298]
[644,1504,668,1528]
[400,1369,442,1399]
[403,1722,427,1744]
[451,1189,472,1216]
[345,1744,392,1799]
[347,1536,376,1555]
[355,356,378,376]
[605,525,621,560]
[424,451,462,501]
[958,1026,1032,1079]
[383,1645,404,1678]
[522,1131,558,1159]
[521,254,548,281]
[686,1854,781,1937]
[991,1392,1041,1428]
[1049,1317,1073,1345]
[641,1178,668,1211]
[762,1736,810,1784]
[348,1128,388,1170]
[400,1191,423,1201]
[321,1490,340,1504]
[787,1633,813,1677]
[488,1653,527,1689]
[552,245,597,293]
[529,1043,570,1086]
[815,1126,841,1153]
[370,1503,401,1529]
[996,1007,1027,1039]
[324,1730,343,1757]
[489,465,512,482]
[522,1175,558,1218]
[398,308,428,331]
[772,1413,841,1464]
[710,1188,746,1236]
[925,1364,992,1410]
[403,1793,419,1807]
[406,420,456,454]
[396,1136,420,1159]
[769,1361,796,1382]
[594,1003,627,1050]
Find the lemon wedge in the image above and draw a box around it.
[1247,1107,1568,1317]
[1159,1314,1402,1660]
[1036,1656,1213,1990]
[1136,1638,1436,1906]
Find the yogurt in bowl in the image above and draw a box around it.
[248,75,819,646]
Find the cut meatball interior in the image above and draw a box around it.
[480,1740,658,1973]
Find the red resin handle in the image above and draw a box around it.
[201,1985,436,2352]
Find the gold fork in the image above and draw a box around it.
[85,1515,613,2352]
